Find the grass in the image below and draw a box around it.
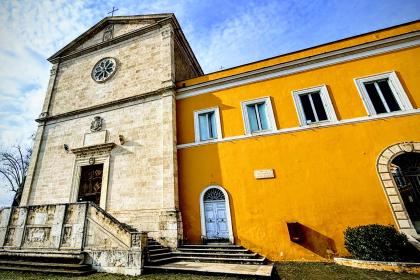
[0,262,419,280]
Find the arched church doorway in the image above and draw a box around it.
[391,152,420,233]
[200,186,234,243]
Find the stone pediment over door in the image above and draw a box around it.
[48,14,173,61]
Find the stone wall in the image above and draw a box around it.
[21,17,201,248]
[174,40,200,82]
[49,26,172,116]
[0,204,85,250]
[26,92,178,242]
[72,22,152,53]
[0,203,148,275]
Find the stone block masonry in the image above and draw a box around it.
[19,16,201,249]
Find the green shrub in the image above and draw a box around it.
[344,224,408,261]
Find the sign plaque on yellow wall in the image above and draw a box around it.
[254,169,275,179]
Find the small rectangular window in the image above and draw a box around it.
[364,79,401,114]
[246,102,270,132]
[241,97,276,134]
[292,85,337,126]
[299,91,328,124]
[198,111,216,141]
[194,107,222,142]
[355,71,412,116]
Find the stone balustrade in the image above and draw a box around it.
[0,202,148,275]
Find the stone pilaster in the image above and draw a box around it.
[20,63,59,206]
[158,90,182,247]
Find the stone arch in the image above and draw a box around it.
[377,141,420,237]
[199,185,234,243]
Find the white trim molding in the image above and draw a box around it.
[199,185,234,244]
[193,107,222,143]
[292,85,337,126]
[176,32,420,100]
[354,71,413,116]
[241,97,277,135]
[177,109,420,149]
[376,142,420,239]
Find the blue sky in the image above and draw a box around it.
[0,0,419,206]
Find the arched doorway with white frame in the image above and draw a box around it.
[200,185,234,243]
[377,142,420,239]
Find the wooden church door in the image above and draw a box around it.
[78,164,104,205]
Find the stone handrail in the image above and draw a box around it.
[0,202,146,251]
[87,202,137,233]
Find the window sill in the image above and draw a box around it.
[195,138,221,144]
[180,109,420,149]
[301,120,334,127]
[247,129,275,136]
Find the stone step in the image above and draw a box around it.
[149,252,172,259]
[0,250,85,264]
[148,255,266,265]
[177,247,249,253]
[0,265,96,275]
[144,261,274,278]
[0,250,84,259]
[174,256,266,265]
[179,244,243,249]
[147,256,177,265]
[172,251,258,259]
[148,248,170,254]
[147,244,165,249]
[0,260,91,271]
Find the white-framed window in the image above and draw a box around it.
[354,71,413,116]
[292,85,337,126]
[241,97,277,134]
[194,107,222,142]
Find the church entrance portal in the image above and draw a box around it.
[391,152,420,233]
[78,164,104,205]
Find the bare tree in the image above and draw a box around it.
[0,145,32,206]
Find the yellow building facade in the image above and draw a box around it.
[175,21,420,261]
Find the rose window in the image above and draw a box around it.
[91,57,117,82]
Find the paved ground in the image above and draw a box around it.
[146,261,273,277]
[0,262,419,279]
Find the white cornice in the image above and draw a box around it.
[176,31,420,99]
[177,109,420,149]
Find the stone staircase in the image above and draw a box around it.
[0,202,148,275]
[0,250,95,275]
[145,238,274,278]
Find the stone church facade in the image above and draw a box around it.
[20,14,202,248]
[0,14,419,275]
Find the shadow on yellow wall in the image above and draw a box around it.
[287,222,337,259]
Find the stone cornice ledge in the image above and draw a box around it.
[36,85,175,123]
[176,31,420,99]
[71,142,116,156]
[48,17,173,63]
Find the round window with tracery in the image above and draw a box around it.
[91,57,117,83]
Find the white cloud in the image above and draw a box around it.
[0,1,103,146]
[0,0,105,206]
[186,1,299,72]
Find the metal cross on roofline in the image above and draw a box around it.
[107,6,118,17]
